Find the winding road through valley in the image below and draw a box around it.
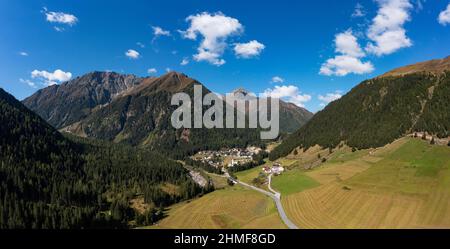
[226,172,299,229]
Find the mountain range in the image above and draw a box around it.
[23,71,312,158]
[1,55,449,228]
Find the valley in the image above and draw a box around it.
[2,1,450,239]
[148,136,450,229]
[1,56,450,229]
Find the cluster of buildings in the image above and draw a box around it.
[262,162,285,175]
[193,147,262,169]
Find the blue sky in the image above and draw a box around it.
[1,0,450,112]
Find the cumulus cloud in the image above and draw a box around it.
[31,69,72,86]
[19,51,28,56]
[318,91,343,106]
[125,49,140,59]
[234,40,265,58]
[262,85,312,107]
[181,12,243,66]
[166,68,172,72]
[366,0,413,56]
[148,68,157,74]
[438,3,450,26]
[43,7,78,26]
[335,30,366,58]
[320,55,374,76]
[320,31,374,76]
[271,76,284,83]
[152,26,171,37]
[180,58,189,66]
[352,3,366,17]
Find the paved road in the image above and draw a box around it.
[267,174,280,198]
[225,172,299,229]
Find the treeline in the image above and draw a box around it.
[0,88,206,228]
[270,72,450,161]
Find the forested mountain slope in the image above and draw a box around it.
[24,72,264,159]
[270,57,450,160]
[0,88,205,228]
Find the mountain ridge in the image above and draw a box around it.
[380,56,450,78]
[270,56,450,160]
[23,71,143,128]
[23,71,266,158]
[226,87,314,133]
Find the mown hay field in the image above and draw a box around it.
[153,185,286,229]
[283,138,450,228]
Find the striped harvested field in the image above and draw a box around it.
[283,183,426,228]
[283,137,450,228]
[154,185,286,229]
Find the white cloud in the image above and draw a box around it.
[180,58,189,66]
[148,68,157,74]
[181,12,243,66]
[19,51,28,56]
[194,50,226,66]
[320,55,374,76]
[352,3,366,17]
[438,4,450,26]
[366,0,413,56]
[271,76,284,83]
[20,78,36,88]
[318,91,343,104]
[125,49,140,59]
[234,40,265,58]
[43,8,78,26]
[152,26,171,37]
[335,30,365,58]
[262,85,312,107]
[31,69,72,86]
[320,31,374,76]
[166,68,172,72]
